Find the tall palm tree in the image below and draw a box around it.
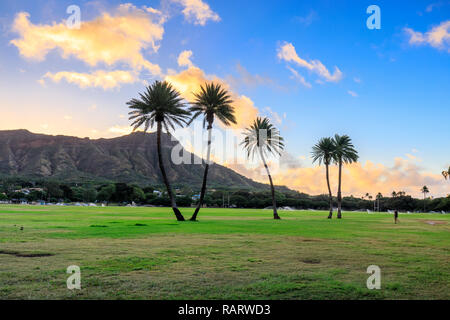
[188,83,236,221]
[392,191,397,198]
[312,137,336,219]
[127,81,191,221]
[442,166,450,180]
[333,134,359,219]
[421,185,430,212]
[242,117,284,219]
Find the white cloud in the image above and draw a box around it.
[278,42,343,82]
[295,10,318,26]
[171,0,220,26]
[426,2,445,13]
[42,70,141,90]
[347,90,358,97]
[177,50,195,68]
[404,20,450,52]
[286,66,312,88]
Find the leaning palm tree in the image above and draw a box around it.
[188,83,236,221]
[127,81,191,221]
[421,185,430,212]
[312,137,336,219]
[242,117,284,219]
[442,166,450,180]
[333,134,359,219]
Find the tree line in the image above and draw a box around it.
[1,179,449,212]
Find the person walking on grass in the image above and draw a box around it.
[394,210,399,224]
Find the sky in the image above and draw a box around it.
[0,0,449,198]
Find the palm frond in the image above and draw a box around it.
[188,82,237,128]
[125,80,191,133]
[241,117,285,160]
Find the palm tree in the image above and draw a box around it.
[392,191,397,198]
[376,192,382,212]
[312,137,336,219]
[188,83,236,221]
[333,134,359,219]
[242,117,284,219]
[421,185,430,212]
[442,166,450,180]
[127,81,191,221]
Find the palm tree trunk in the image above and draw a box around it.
[190,123,212,221]
[337,160,343,219]
[157,122,184,221]
[259,148,280,220]
[326,163,333,219]
[423,193,425,212]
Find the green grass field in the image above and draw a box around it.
[0,205,448,300]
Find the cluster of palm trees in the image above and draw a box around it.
[311,135,359,219]
[127,80,284,221]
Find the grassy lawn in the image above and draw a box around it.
[0,205,448,300]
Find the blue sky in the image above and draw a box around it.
[0,0,449,197]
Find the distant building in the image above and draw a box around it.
[13,188,44,195]
[192,194,200,201]
[153,190,162,197]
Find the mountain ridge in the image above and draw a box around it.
[0,129,271,190]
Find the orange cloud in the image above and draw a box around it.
[165,65,259,129]
[226,157,449,198]
[10,4,164,75]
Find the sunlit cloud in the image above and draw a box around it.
[165,65,259,129]
[171,0,220,26]
[404,20,450,52]
[177,50,195,68]
[226,156,449,198]
[108,125,134,135]
[278,42,343,82]
[42,70,141,90]
[11,4,165,76]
